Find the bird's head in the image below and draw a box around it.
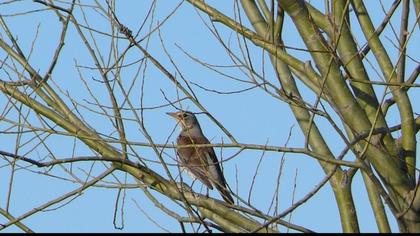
[166,110,202,132]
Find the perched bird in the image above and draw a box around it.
[167,110,234,204]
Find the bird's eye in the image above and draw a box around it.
[182,113,188,118]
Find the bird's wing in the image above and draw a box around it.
[198,141,228,187]
[198,138,234,204]
[177,134,234,204]
[177,135,213,189]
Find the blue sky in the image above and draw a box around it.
[0,0,419,233]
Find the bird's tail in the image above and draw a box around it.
[215,183,234,204]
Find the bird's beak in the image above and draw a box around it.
[166,112,178,119]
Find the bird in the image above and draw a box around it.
[167,110,234,204]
